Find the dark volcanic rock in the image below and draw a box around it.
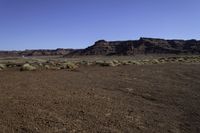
[20,48,75,56]
[1,38,200,57]
[68,38,200,56]
[0,49,75,57]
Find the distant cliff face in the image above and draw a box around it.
[68,38,200,56]
[1,38,200,57]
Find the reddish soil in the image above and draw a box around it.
[0,64,200,133]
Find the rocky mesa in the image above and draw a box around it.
[1,37,200,57]
[68,38,200,56]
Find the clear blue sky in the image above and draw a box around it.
[0,0,200,50]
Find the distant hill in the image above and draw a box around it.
[1,38,200,57]
[0,48,75,57]
[67,38,200,56]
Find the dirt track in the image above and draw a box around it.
[0,64,200,133]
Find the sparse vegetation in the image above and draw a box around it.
[0,55,200,71]
[121,60,132,65]
[61,62,78,70]
[79,60,93,66]
[44,65,50,69]
[95,60,117,67]
[0,62,200,132]
[129,60,141,65]
[21,63,37,71]
[95,60,104,65]
[49,66,61,70]
[103,61,117,67]
[0,64,6,70]
[151,59,160,64]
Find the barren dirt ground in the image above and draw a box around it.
[0,64,200,133]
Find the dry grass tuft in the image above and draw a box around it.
[21,64,36,71]
[0,64,6,70]
[61,62,78,70]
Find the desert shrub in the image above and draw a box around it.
[44,65,50,69]
[112,60,121,66]
[151,59,160,64]
[196,58,200,62]
[46,60,55,65]
[44,64,60,70]
[143,59,150,62]
[95,60,117,67]
[50,66,61,70]
[95,60,104,65]
[112,60,119,64]
[79,60,87,65]
[168,57,177,62]
[103,61,117,67]
[177,58,185,62]
[140,59,151,64]
[25,60,33,64]
[21,63,36,71]
[79,60,92,66]
[121,60,132,65]
[85,62,93,66]
[0,64,6,70]
[158,58,167,63]
[34,58,46,63]
[38,62,43,67]
[30,62,43,68]
[61,62,78,69]
[129,60,141,65]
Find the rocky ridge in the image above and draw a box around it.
[1,38,200,57]
[68,38,200,56]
